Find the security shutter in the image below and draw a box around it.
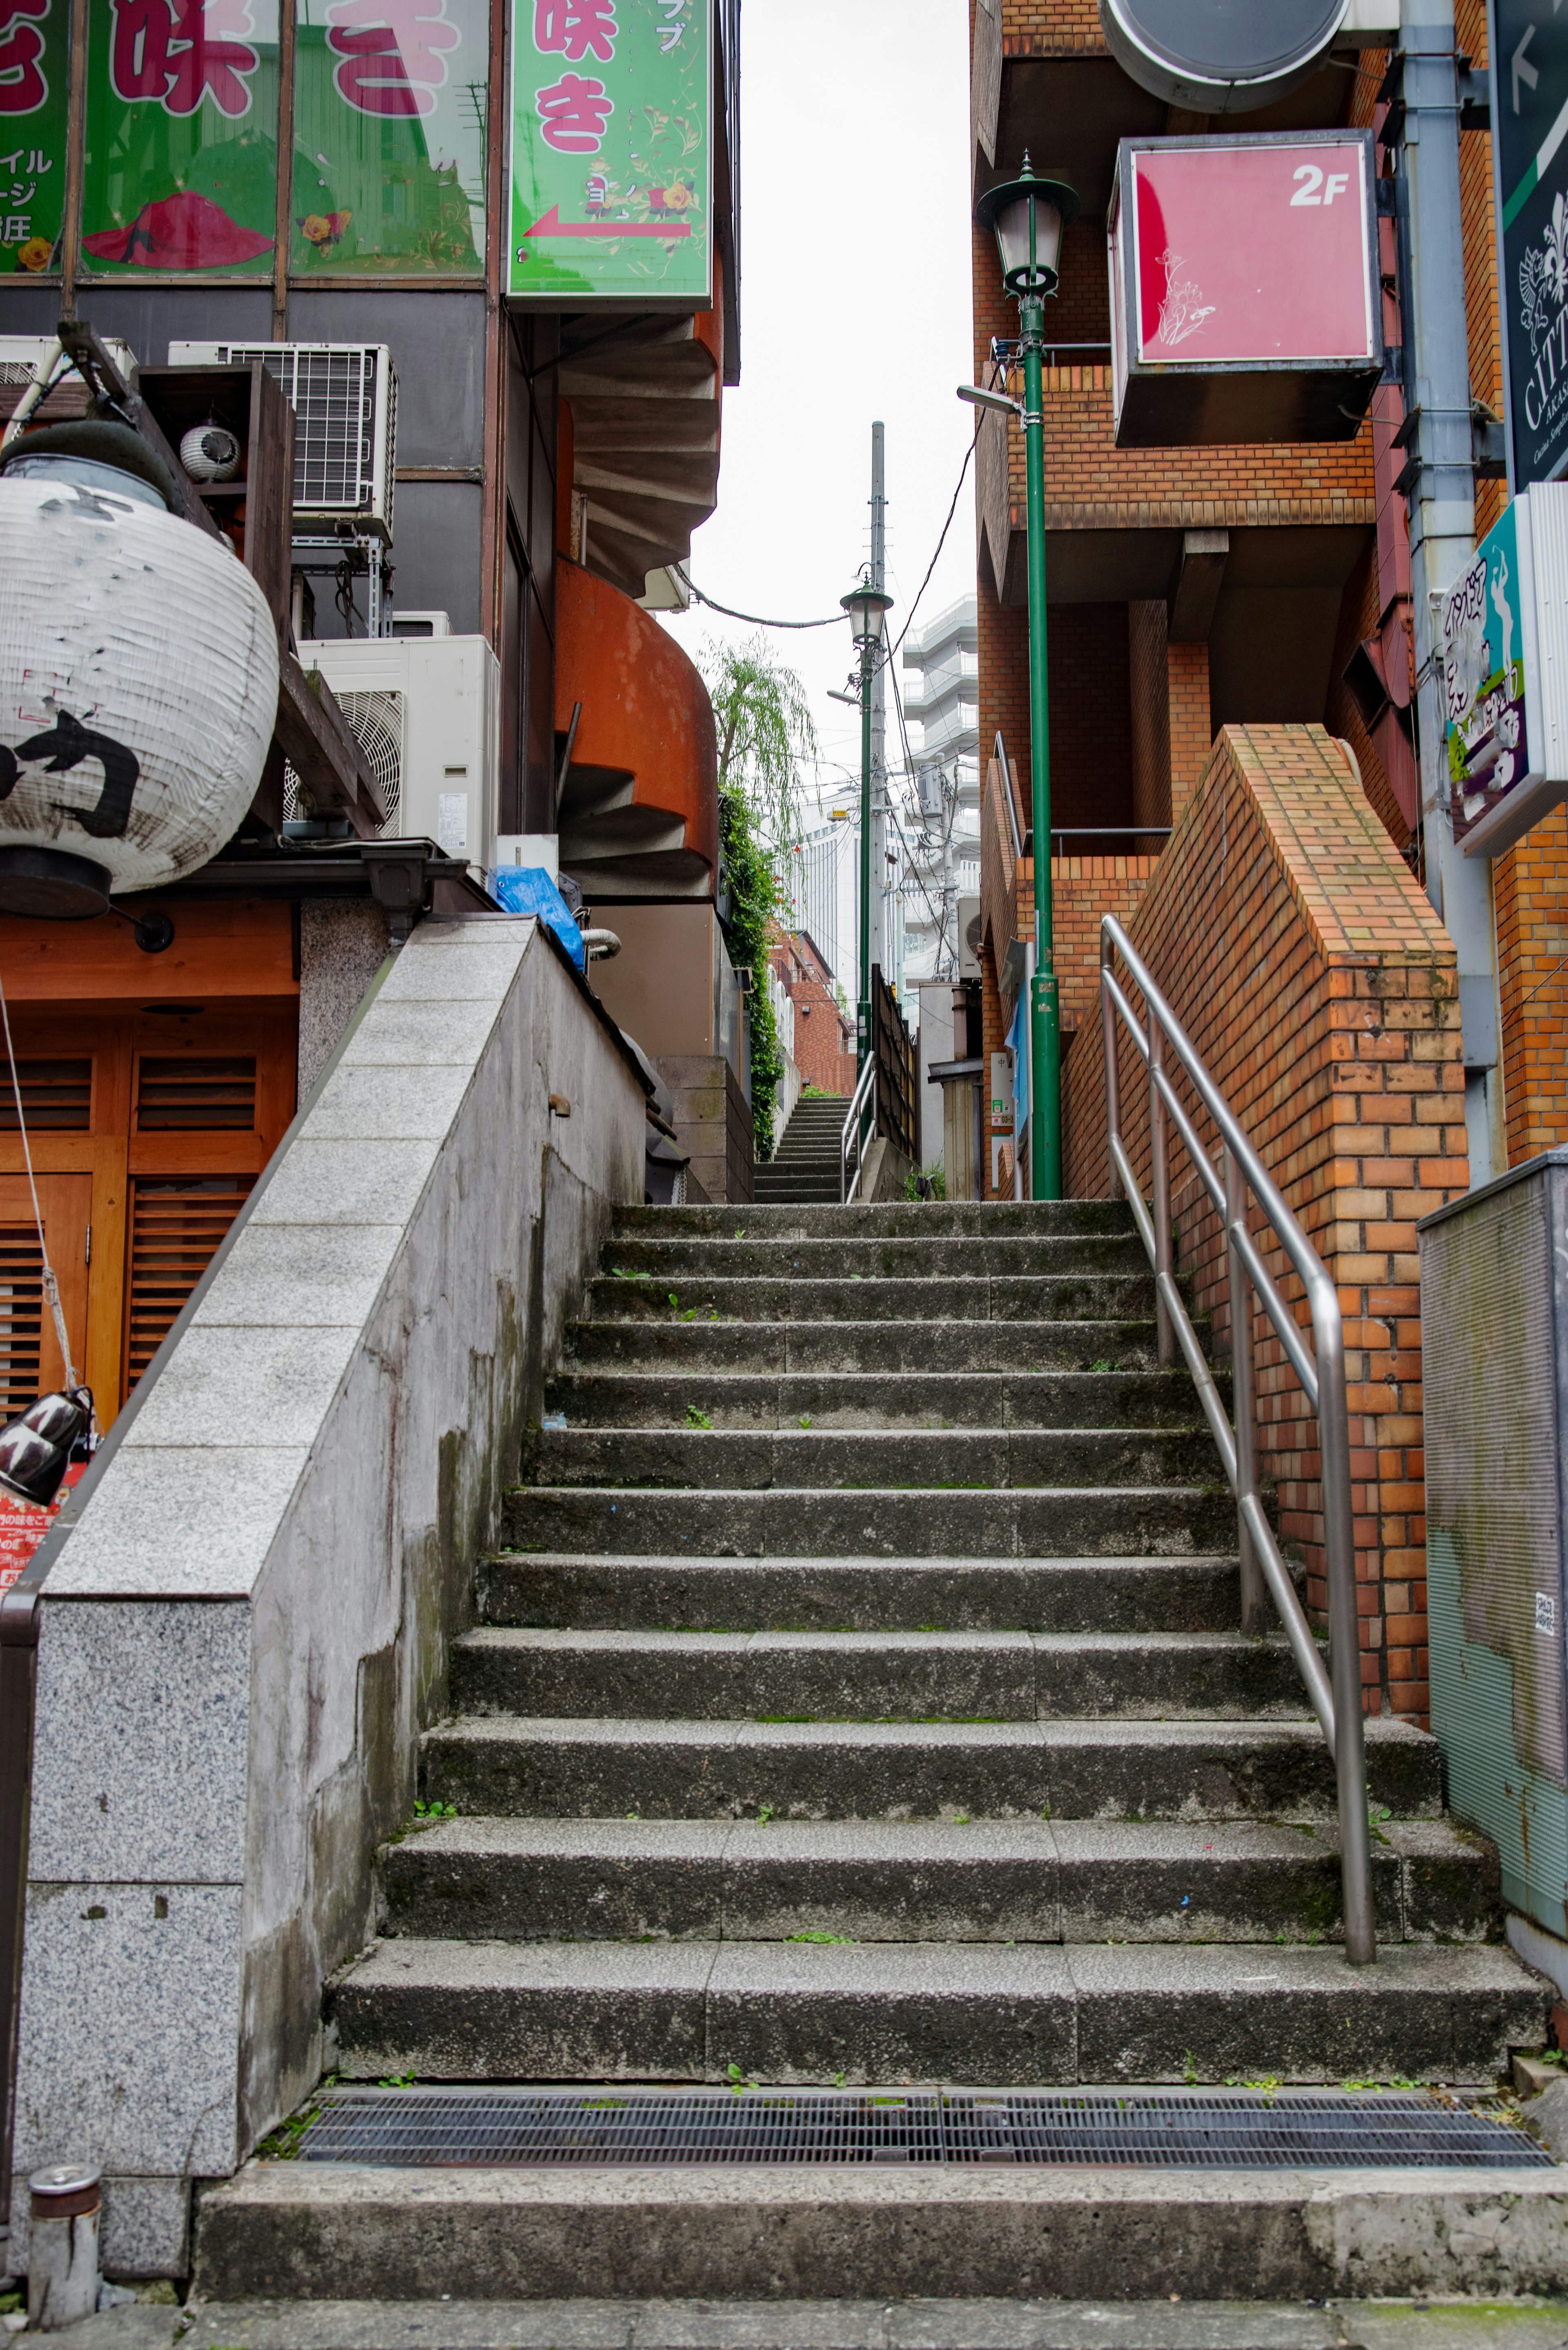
[123,1177,253,1389]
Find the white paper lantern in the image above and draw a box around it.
[0,470,279,913]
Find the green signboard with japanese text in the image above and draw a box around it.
[507,0,710,305]
[0,0,72,276]
[78,0,487,279]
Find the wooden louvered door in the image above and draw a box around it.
[0,1175,90,1409]
[123,1177,252,1391]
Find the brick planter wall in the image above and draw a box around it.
[1062,724,1467,1722]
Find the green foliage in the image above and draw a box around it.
[700,635,819,848]
[700,638,820,1164]
[902,1163,946,1201]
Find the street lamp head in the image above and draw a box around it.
[840,577,895,651]
[975,151,1080,299]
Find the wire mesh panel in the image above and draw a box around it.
[296,2085,1550,2171]
[942,2089,1554,2170]
[301,2089,945,2167]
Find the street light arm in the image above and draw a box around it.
[958,384,1022,418]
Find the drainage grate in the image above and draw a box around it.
[296,2086,1552,2171]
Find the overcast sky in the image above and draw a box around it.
[658,0,978,827]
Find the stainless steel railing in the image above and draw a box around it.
[840,1052,877,1204]
[1099,915,1376,1964]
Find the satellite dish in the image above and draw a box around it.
[1099,0,1351,113]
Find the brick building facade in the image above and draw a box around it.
[972,0,1568,1724]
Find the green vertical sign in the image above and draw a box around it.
[0,0,69,276]
[507,0,710,304]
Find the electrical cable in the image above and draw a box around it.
[672,564,842,631]
[0,962,78,1393]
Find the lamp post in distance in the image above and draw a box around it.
[968,152,1079,1200]
[840,575,895,1074]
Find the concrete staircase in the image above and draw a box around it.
[753,1094,848,1204]
[196,1200,1553,2303]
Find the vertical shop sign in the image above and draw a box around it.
[81,0,280,272]
[0,0,67,276]
[289,0,487,274]
[1493,0,1568,485]
[508,0,711,303]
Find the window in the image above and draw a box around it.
[136,1055,258,1129]
[0,1058,91,1131]
[0,1224,42,1415]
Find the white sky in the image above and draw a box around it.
[658,0,978,833]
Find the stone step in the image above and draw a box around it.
[325,1938,1542,2089]
[545,1367,1210,1431]
[600,1237,1152,1279]
[501,1484,1238,1559]
[612,1202,1137,1239]
[563,1317,1164,1374]
[584,1274,1159,1324]
[534,1426,1223,1493]
[379,1815,1493,1947]
[476,1552,1251,1633]
[448,1628,1306,1722]
[420,1713,1441,1823]
[192,2165,1568,2309]
[160,2293,1568,2350]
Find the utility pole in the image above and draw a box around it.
[870,422,888,986]
[1400,0,1502,1180]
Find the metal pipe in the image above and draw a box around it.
[1020,291,1061,1200]
[1226,1148,1266,1633]
[1148,1015,1176,1368]
[1101,928,1122,1201]
[1100,912,1375,1960]
[0,1584,40,2227]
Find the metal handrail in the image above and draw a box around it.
[993,729,1023,861]
[1099,914,1376,1965]
[840,1054,877,1204]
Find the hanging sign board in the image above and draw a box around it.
[507,0,713,307]
[1490,0,1568,488]
[0,1459,84,1594]
[1441,484,1568,858]
[1108,132,1382,446]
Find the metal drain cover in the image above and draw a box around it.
[296,2086,1553,2171]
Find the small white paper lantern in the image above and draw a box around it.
[0,469,279,914]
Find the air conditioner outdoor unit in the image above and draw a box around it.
[169,340,396,540]
[295,633,500,867]
[957,894,982,981]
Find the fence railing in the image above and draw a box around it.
[1099,914,1376,1964]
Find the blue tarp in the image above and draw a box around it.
[491,865,586,971]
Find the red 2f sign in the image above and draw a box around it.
[1110,133,1382,446]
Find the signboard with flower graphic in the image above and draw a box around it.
[78,0,487,279]
[0,0,68,276]
[1493,0,1568,486]
[1441,489,1568,859]
[507,0,710,304]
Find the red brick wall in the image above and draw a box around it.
[1063,725,1467,1723]
[1129,602,1169,838]
[1167,642,1211,829]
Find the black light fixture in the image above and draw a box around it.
[0,1383,92,1508]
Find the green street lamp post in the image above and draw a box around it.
[974,154,1080,1201]
[841,577,894,1072]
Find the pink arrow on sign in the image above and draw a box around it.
[523,203,693,240]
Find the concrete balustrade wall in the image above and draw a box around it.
[6,916,646,2278]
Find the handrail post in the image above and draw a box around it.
[1101,929,1121,1201]
[1316,1304,1377,1964]
[1148,1012,1177,1367]
[1224,1147,1265,1632]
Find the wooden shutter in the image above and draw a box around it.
[0,1059,92,1132]
[0,1224,42,1416]
[123,1177,253,1391]
[136,1057,257,1131]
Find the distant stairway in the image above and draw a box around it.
[197,1200,1553,2304]
[753,1093,849,1204]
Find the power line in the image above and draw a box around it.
[672,564,842,631]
